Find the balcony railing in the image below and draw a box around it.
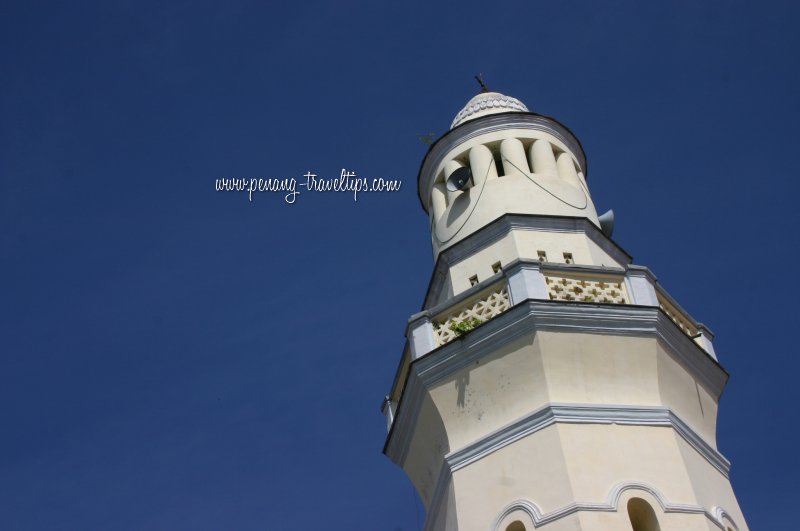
[432,283,511,346]
[544,273,629,304]
[385,260,718,432]
[656,287,699,338]
[408,261,715,361]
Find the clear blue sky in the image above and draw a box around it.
[2,1,798,529]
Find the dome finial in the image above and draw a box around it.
[474,73,490,93]
[450,88,528,129]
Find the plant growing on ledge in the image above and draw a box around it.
[449,317,484,336]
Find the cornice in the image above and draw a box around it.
[422,410,735,531]
[446,403,730,478]
[422,214,634,309]
[384,300,728,466]
[483,480,738,531]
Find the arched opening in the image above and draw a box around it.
[627,497,661,531]
[719,508,738,531]
[505,521,526,531]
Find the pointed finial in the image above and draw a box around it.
[474,73,489,93]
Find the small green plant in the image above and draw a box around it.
[449,317,484,336]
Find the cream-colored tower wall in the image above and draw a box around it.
[401,393,450,506]
[418,330,718,451]
[436,424,744,531]
[444,231,519,298]
[538,333,719,444]
[396,328,741,529]
[574,491,718,531]
[399,331,716,491]
[676,437,749,528]
[447,428,577,530]
[428,334,548,452]
[656,341,719,445]
[432,229,625,304]
[426,482,457,531]
[537,332,661,405]
[388,92,748,531]
[558,424,698,503]
[510,230,620,268]
[426,128,598,259]
[399,334,545,508]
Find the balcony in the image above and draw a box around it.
[383,259,718,431]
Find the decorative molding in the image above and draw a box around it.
[432,285,510,346]
[407,314,436,360]
[505,263,549,305]
[422,214,633,309]
[451,93,529,129]
[386,304,537,467]
[711,506,740,531]
[462,215,630,266]
[384,301,728,467]
[489,481,735,529]
[538,261,627,276]
[419,404,735,530]
[652,309,726,389]
[444,404,730,478]
[544,273,628,304]
[424,272,505,321]
[624,265,660,307]
[416,301,725,396]
[668,411,731,476]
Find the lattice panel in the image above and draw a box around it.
[545,275,628,304]
[657,294,698,337]
[433,286,510,346]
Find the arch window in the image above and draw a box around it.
[627,497,661,531]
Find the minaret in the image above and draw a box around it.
[382,90,748,531]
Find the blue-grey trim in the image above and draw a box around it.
[711,506,741,531]
[422,273,506,321]
[654,280,714,337]
[536,261,627,275]
[383,300,728,465]
[446,404,730,477]
[487,481,736,530]
[697,323,715,341]
[627,263,659,282]
[423,410,733,530]
[422,214,633,309]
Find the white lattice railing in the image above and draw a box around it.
[544,274,628,304]
[432,284,511,346]
[657,292,698,338]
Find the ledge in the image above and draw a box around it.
[422,214,633,308]
[383,299,728,465]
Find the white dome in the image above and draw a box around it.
[450,91,528,129]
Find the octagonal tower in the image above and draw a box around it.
[381,90,748,531]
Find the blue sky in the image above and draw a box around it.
[1,1,798,529]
